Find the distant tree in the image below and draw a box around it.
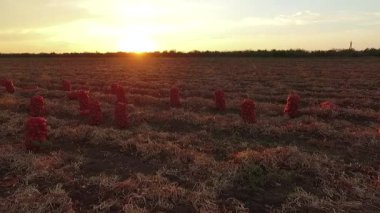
[1,49,380,58]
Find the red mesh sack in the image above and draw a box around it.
[170,87,181,107]
[1,79,15,94]
[62,80,71,91]
[114,102,128,129]
[67,90,80,100]
[284,93,300,118]
[110,84,126,103]
[240,99,256,123]
[30,96,45,116]
[25,117,48,151]
[115,86,126,103]
[89,100,102,125]
[214,90,226,111]
[111,83,120,94]
[320,101,338,111]
[75,90,90,115]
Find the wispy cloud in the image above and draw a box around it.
[0,0,92,29]
[0,30,45,42]
[239,10,380,27]
[239,11,322,26]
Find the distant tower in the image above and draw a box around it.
[349,41,353,50]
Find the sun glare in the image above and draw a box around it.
[117,35,156,53]
[126,3,155,18]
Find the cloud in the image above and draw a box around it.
[0,0,92,29]
[238,10,380,27]
[230,11,324,28]
[0,30,45,42]
[166,10,380,50]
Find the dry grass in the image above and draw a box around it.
[0,57,379,212]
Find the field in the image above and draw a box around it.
[0,57,379,212]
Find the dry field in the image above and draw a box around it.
[0,57,380,212]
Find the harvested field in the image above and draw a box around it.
[0,57,380,212]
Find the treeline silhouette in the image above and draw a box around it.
[1,49,380,58]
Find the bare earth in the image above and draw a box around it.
[0,57,379,212]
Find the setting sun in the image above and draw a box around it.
[117,35,156,53]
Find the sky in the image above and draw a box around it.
[0,0,379,53]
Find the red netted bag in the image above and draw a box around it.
[62,80,71,91]
[240,99,256,123]
[284,92,300,118]
[25,117,48,151]
[111,83,120,94]
[320,101,338,111]
[89,100,102,125]
[30,96,45,116]
[116,86,126,103]
[214,90,226,111]
[67,90,81,100]
[114,102,129,129]
[68,90,90,115]
[77,90,90,115]
[170,87,181,107]
[1,79,15,93]
[111,84,126,103]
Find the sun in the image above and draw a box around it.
[117,35,156,53]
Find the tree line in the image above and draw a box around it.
[1,48,380,58]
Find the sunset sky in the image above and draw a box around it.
[0,0,379,53]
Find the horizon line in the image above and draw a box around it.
[1,47,380,55]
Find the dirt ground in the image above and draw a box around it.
[0,57,379,212]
